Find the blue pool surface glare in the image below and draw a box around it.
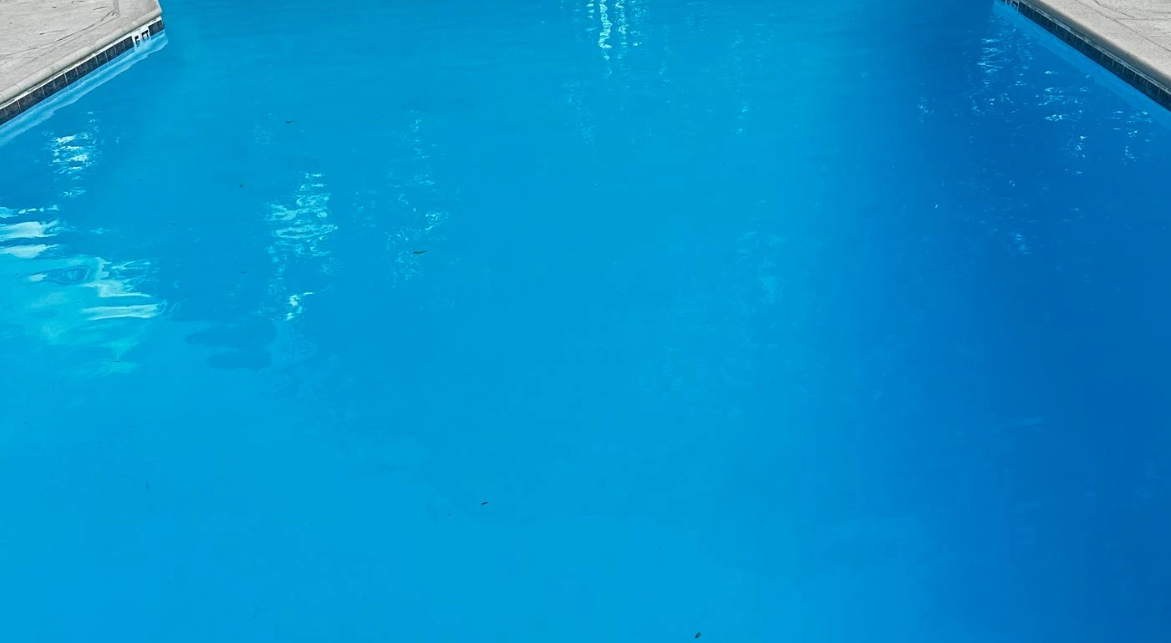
[2,0,1171,640]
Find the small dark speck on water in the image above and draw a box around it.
[481,501,488,506]
[285,120,294,124]
[146,483,150,491]
[695,633,701,639]
[239,183,244,188]
[413,250,428,255]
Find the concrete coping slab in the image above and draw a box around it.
[1000,0,1171,108]
[0,0,163,118]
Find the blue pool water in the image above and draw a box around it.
[3,0,1171,639]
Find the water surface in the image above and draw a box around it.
[2,1,1170,640]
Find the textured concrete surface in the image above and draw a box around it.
[1026,0,1171,89]
[0,0,162,106]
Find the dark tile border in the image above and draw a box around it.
[0,18,165,128]
[997,0,1171,110]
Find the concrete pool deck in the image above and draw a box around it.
[1001,0,1171,109]
[0,0,164,127]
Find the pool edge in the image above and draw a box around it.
[0,17,166,129]
[997,0,1171,111]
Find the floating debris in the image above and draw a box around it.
[413,250,428,255]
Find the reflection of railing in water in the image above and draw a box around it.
[265,172,336,322]
[0,205,163,370]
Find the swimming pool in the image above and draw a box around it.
[2,0,1170,639]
